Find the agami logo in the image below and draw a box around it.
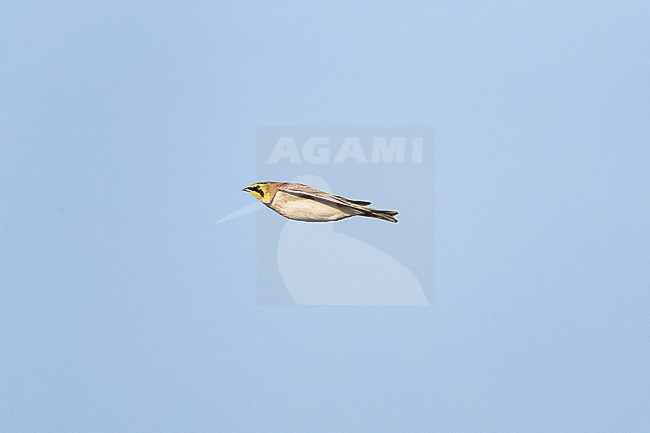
[252,126,435,306]
[267,136,424,164]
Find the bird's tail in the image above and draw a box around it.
[363,208,399,223]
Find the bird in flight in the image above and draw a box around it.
[243,181,398,223]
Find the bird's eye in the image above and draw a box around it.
[252,186,264,197]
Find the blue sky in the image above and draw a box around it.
[1,1,649,432]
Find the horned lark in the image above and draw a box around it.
[243,181,398,223]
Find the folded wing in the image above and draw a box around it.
[281,183,398,223]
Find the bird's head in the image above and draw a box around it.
[242,182,272,203]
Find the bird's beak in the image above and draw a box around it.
[242,186,252,192]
